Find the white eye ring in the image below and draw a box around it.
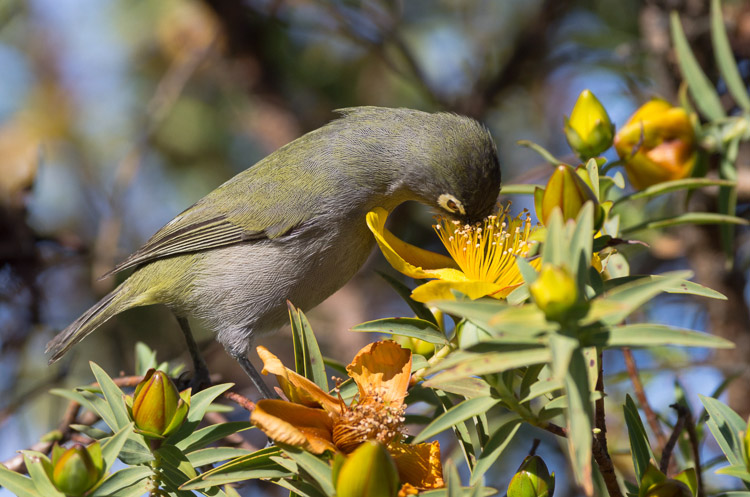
[438,193,465,216]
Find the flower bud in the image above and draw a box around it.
[564,89,614,159]
[643,480,693,497]
[336,441,399,497]
[51,443,104,496]
[534,164,602,227]
[745,416,750,471]
[129,369,190,439]
[507,455,555,497]
[614,99,697,190]
[529,265,578,321]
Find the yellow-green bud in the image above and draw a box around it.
[50,443,104,497]
[336,441,399,497]
[644,480,693,497]
[745,416,750,471]
[129,369,191,439]
[534,164,602,227]
[529,265,578,321]
[507,455,555,497]
[564,89,614,159]
[614,98,697,190]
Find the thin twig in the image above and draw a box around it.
[660,404,688,474]
[594,349,623,497]
[623,348,669,449]
[682,407,704,497]
[222,391,255,412]
[528,438,541,457]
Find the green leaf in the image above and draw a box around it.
[180,447,288,490]
[351,317,448,344]
[424,347,552,385]
[542,209,565,267]
[671,11,725,120]
[517,140,567,165]
[288,303,328,391]
[500,183,543,195]
[377,271,438,325]
[273,478,328,497]
[134,342,157,376]
[699,395,747,468]
[485,305,556,337]
[622,212,748,234]
[0,464,41,497]
[91,467,152,497]
[564,349,593,495]
[424,377,492,399]
[282,446,335,496]
[586,323,734,349]
[420,488,497,497]
[50,388,117,433]
[587,158,600,198]
[101,423,134,471]
[117,439,152,465]
[603,275,726,300]
[549,333,578,383]
[471,418,523,484]
[414,396,501,443]
[175,421,253,452]
[429,299,507,328]
[585,271,692,326]
[167,382,234,443]
[89,362,130,431]
[716,465,750,483]
[22,452,62,497]
[623,395,655,481]
[614,178,736,205]
[719,138,740,260]
[445,459,462,496]
[712,0,750,110]
[186,448,253,467]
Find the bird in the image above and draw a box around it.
[46,107,502,397]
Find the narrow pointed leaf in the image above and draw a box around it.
[91,467,152,497]
[587,324,734,349]
[712,0,750,110]
[283,447,335,496]
[622,212,748,234]
[565,349,593,495]
[624,395,655,481]
[614,178,736,205]
[414,396,500,443]
[377,271,438,324]
[102,423,134,471]
[0,465,41,497]
[471,417,523,484]
[517,140,568,165]
[175,421,253,452]
[167,382,233,443]
[351,317,448,344]
[499,184,543,195]
[699,395,747,467]
[89,362,130,430]
[671,11,725,120]
[603,275,726,300]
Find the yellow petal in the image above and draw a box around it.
[411,279,505,303]
[250,399,336,454]
[366,208,460,280]
[346,341,411,406]
[257,346,341,414]
[389,441,444,490]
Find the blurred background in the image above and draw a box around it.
[1,0,749,495]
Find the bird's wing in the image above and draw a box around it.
[101,172,311,278]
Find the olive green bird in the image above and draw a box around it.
[46,107,501,398]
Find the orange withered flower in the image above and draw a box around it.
[250,340,444,493]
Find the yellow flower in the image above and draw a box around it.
[250,340,444,492]
[564,89,614,159]
[614,99,697,190]
[366,205,540,303]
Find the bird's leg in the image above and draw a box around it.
[233,353,276,400]
[176,316,211,390]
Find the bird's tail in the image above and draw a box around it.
[46,281,137,364]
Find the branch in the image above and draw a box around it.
[623,348,669,450]
[594,349,623,497]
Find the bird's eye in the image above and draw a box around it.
[438,193,465,215]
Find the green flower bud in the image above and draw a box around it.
[644,480,693,497]
[507,455,555,497]
[529,265,578,321]
[336,441,399,497]
[745,416,750,471]
[564,89,614,159]
[614,98,697,190]
[534,164,602,227]
[51,443,104,496]
[129,369,191,439]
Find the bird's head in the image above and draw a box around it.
[404,112,501,224]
